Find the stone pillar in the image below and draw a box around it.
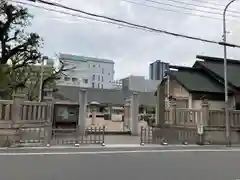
[143,107,147,115]
[124,99,131,129]
[201,99,209,126]
[169,101,176,124]
[131,92,139,136]
[43,88,54,102]
[78,89,87,135]
[91,106,97,125]
[188,94,192,109]
[12,94,26,124]
[156,83,165,127]
[108,106,112,120]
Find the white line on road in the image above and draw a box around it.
[0,148,240,156]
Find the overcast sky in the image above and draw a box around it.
[12,0,240,79]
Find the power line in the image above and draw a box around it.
[157,0,240,14]
[190,0,229,7]
[190,0,224,6]
[16,0,240,48]
[122,0,238,21]
[143,0,240,18]
[10,0,153,32]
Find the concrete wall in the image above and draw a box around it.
[121,75,161,92]
[204,127,240,145]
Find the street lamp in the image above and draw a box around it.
[223,0,236,147]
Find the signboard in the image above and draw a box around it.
[56,106,78,122]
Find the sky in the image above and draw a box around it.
[10,0,240,79]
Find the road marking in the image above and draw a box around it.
[0,148,240,156]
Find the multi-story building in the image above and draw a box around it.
[121,75,161,92]
[57,53,115,89]
[110,80,122,90]
[149,60,169,81]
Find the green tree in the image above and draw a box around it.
[0,2,70,99]
[0,1,41,97]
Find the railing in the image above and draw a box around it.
[21,101,52,122]
[0,100,52,122]
[165,108,202,125]
[230,110,240,127]
[208,109,240,127]
[0,100,12,121]
[164,108,240,127]
[175,108,202,125]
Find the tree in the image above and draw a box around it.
[25,58,72,101]
[0,1,42,96]
[0,2,71,99]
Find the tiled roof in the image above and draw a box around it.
[169,67,231,93]
[195,55,240,88]
[55,85,156,106]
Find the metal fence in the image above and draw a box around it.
[50,127,105,146]
[140,126,199,145]
[1,126,106,147]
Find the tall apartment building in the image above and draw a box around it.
[57,53,115,89]
[149,60,169,81]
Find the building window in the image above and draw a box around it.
[92,75,95,81]
[83,79,88,84]
[98,75,100,81]
[98,83,100,88]
[64,76,70,81]
[98,64,100,67]
[102,68,104,74]
[101,84,103,89]
[93,64,95,67]
[92,83,95,88]
[108,73,110,75]
[72,77,78,82]
[102,76,104,82]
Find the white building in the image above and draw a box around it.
[57,53,115,89]
[110,80,122,90]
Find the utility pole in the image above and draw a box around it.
[223,0,236,147]
[39,56,48,102]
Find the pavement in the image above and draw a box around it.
[0,145,240,180]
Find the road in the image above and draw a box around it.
[0,146,240,180]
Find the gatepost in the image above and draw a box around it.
[79,89,87,135]
[197,99,209,145]
[131,92,139,136]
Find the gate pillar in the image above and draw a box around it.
[131,93,140,136]
[79,89,87,135]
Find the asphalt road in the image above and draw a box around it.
[0,147,240,180]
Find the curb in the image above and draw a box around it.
[0,144,206,150]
